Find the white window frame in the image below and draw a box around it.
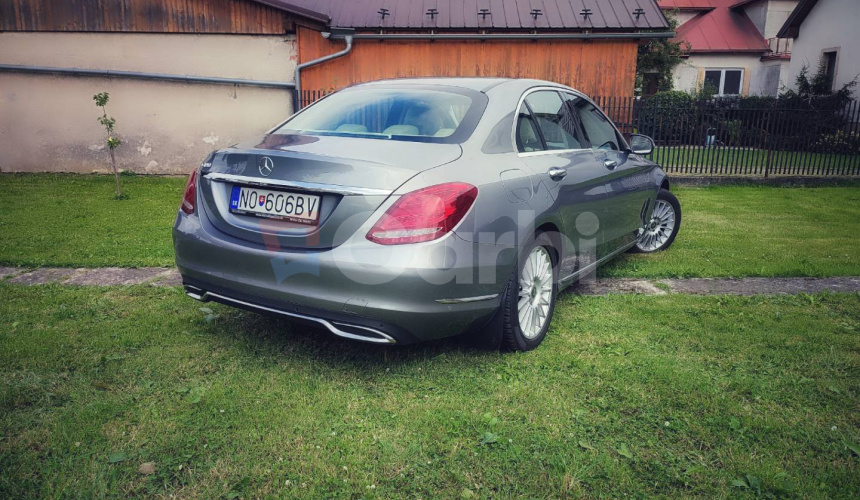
[703,68,744,96]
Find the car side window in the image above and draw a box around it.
[575,101,620,152]
[516,106,544,153]
[524,91,584,150]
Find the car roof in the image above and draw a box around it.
[354,77,510,92]
[353,77,575,94]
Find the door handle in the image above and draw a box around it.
[547,167,567,181]
[604,159,618,170]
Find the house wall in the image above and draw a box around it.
[671,11,700,26]
[750,59,791,95]
[0,32,297,174]
[297,27,639,99]
[672,53,762,95]
[0,0,304,33]
[786,0,860,93]
[740,0,797,38]
[763,0,799,38]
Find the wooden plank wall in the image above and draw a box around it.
[298,27,639,98]
[0,0,294,34]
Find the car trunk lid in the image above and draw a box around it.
[198,133,462,250]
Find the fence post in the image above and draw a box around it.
[763,111,772,179]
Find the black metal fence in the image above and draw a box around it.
[299,89,328,110]
[593,96,860,177]
[300,90,860,177]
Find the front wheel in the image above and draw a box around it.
[500,233,558,351]
[632,188,681,253]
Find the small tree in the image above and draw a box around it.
[93,92,123,198]
[635,10,688,95]
[780,62,856,110]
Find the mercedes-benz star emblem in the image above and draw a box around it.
[258,156,274,177]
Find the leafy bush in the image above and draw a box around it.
[815,131,860,154]
[635,64,857,148]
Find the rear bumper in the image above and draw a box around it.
[173,211,516,344]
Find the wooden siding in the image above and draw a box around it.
[0,0,301,34]
[298,27,639,98]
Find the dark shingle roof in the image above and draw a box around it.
[258,0,670,30]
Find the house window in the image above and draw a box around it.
[703,69,744,96]
[823,51,838,90]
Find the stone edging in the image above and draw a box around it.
[2,267,859,296]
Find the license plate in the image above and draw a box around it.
[229,185,321,225]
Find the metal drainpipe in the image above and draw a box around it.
[293,34,354,111]
[0,64,296,90]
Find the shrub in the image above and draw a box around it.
[815,131,860,154]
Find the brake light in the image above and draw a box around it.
[180,169,198,215]
[367,182,478,245]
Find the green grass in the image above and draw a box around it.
[1,284,858,498]
[652,147,860,173]
[601,185,860,278]
[1,174,859,278]
[0,174,184,268]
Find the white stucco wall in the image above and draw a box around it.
[785,0,860,93]
[764,0,799,38]
[743,0,798,38]
[671,11,700,26]
[0,32,297,174]
[672,54,763,95]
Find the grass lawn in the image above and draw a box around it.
[1,285,858,498]
[0,174,184,268]
[651,147,860,175]
[1,174,859,278]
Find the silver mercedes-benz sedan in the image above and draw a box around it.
[173,78,680,350]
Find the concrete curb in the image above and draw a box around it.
[670,176,860,187]
[2,267,859,296]
[567,276,860,296]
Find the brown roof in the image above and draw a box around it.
[258,0,670,30]
[777,0,818,38]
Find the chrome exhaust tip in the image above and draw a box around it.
[184,285,208,302]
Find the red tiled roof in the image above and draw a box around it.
[659,0,769,53]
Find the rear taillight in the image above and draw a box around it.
[366,182,478,245]
[180,169,198,215]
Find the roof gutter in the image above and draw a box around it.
[350,31,675,41]
[0,64,296,90]
[294,29,355,110]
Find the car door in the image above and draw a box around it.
[514,88,611,278]
[573,98,656,253]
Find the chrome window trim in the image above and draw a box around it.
[204,172,390,196]
[518,148,589,157]
[511,85,629,156]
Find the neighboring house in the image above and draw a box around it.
[0,0,671,174]
[778,0,860,94]
[659,0,798,96]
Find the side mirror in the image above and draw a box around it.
[628,134,654,155]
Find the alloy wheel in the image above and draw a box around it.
[636,199,676,252]
[517,246,553,339]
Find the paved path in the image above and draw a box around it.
[1,266,859,296]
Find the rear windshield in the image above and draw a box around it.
[274,86,486,144]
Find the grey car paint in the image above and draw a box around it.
[173,77,668,346]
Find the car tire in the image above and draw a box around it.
[500,233,558,351]
[630,188,681,254]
